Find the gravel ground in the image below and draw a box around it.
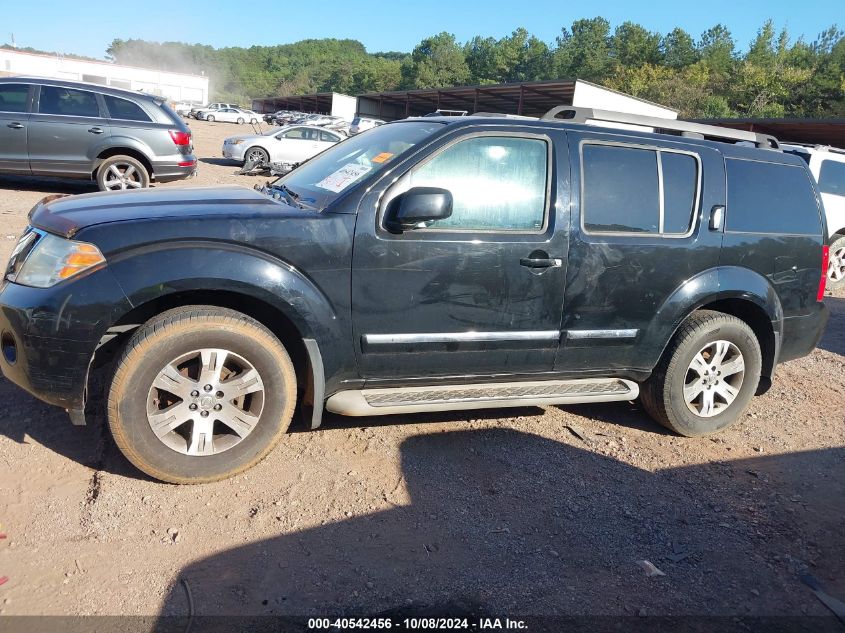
[0,120,842,622]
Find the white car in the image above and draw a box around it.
[222,125,344,165]
[173,102,197,116]
[349,117,385,135]
[202,107,261,124]
[191,102,239,118]
[783,143,845,287]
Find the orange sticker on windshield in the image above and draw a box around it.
[371,152,394,164]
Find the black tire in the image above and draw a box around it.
[96,155,150,192]
[108,306,297,484]
[244,146,269,165]
[206,115,215,122]
[250,118,259,124]
[237,117,244,124]
[640,310,762,437]
[827,235,845,290]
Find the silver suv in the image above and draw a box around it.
[0,77,197,191]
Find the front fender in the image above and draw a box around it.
[639,266,783,371]
[105,241,349,383]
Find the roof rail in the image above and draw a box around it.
[541,106,780,150]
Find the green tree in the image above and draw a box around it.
[663,28,699,69]
[699,24,736,74]
[611,22,663,67]
[400,32,470,89]
[553,17,613,81]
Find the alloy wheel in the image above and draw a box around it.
[103,163,143,190]
[683,340,745,417]
[146,348,265,456]
[829,245,845,282]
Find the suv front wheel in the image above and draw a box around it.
[108,306,297,483]
[641,310,762,436]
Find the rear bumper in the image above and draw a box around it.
[0,268,133,415]
[778,302,830,363]
[152,155,197,182]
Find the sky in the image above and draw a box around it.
[0,0,842,59]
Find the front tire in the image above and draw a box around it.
[237,117,244,124]
[244,146,269,165]
[641,310,761,436]
[108,306,296,484]
[206,115,215,122]
[827,235,845,289]
[96,155,150,191]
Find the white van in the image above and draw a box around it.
[783,143,845,288]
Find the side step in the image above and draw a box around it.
[325,378,639,417]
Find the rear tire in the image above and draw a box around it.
[108,306,297,484]
[96,155,150,191]
[641,310,761,437]
[827,235,845,289]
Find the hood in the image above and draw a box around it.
[29,185,283,238]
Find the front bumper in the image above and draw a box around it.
[0,267,133,417]
[222,145,246,161]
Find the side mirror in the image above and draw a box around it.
[385,187,453,232]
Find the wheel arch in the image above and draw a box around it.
[89,288,325,427]
[93,146,155,180]
[641,267,782,395]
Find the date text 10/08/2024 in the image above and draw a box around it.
[307,617,528,630]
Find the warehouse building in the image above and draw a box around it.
[0,48,209,103]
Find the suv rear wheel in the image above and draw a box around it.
[641,310,762,436]
[108,306,297,484]
[827,235,845,289]
[96,155,150,191]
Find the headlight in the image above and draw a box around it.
[230,139,244,145]
[9,232,106,288]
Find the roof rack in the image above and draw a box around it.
[541,106,780,150]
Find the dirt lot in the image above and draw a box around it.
[0,119,843,624]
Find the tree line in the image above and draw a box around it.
[11,17,844,118]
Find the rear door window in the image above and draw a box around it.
[103,95,151,122]
[38,86,100,117]
[818,159,845,196]
[726,159,820,235]
[0,84,30,113]
[581,143,699,235]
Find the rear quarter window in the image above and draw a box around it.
[726,159,820,235]
[818,159,845,196]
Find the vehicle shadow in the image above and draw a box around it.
[0,174,97,195]
[199,158,240,167]
[819,296,844,356]
[154,428,844,628]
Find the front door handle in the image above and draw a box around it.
[7,122,24,129]
[88,126,104,134]
[709,205,725,231]
[520,257,563,268]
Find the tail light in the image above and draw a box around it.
[817,245,829,301]
[169,130,191,146]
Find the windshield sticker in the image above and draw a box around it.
[371,152,395,164]
[315,163,372,193]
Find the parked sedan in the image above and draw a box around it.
[222,125,343,165]
[201,108,261,124]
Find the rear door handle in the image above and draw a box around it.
[7,122,24,129]
[520,257,563,268]
[709,205,725,231]
[88,127,104,134]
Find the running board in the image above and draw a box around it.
[325,378,639,417]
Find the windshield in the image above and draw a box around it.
[275,120,445,209]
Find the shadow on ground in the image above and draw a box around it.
[0,174,98,195]
[154,428,843,626]
[819,296,844,356]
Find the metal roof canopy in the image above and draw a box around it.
[697,118,845,149]
[251,92,336,114]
